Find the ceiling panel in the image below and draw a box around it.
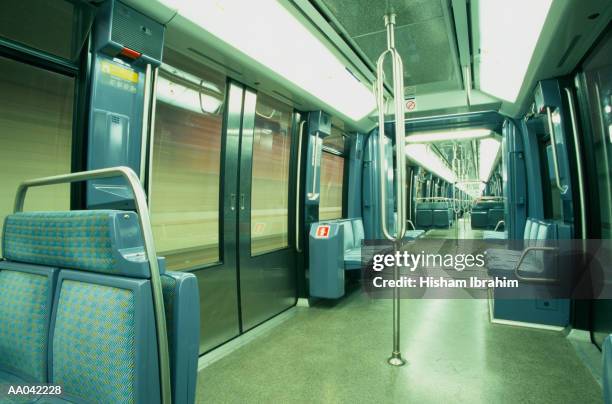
[319,0,461,92]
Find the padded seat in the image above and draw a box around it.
[0,261,59,404]
[416,203,433,228]
[486,219,557,276]
[1,210,199,404]
[432,202,451,228]
[486,219,537,264]
[483,230,508,240]
[405,229,425,239]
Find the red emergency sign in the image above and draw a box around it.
[316,225,330,238]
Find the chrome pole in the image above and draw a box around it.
[375,12,407,367]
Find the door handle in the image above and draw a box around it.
[240,193,245,210]
[230,193,236,211]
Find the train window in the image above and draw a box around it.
[250,93,292,255]
[0,56,74,256]
[149,50,226,270]
[319,151,345,220]
[0,0,93,61]
[582,31,612,238]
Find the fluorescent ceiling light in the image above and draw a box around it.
[479,138,501,182]
[405,144,456,183]
[455,182,481,198]
[160,0,376,121]
[406,128,491,143]
[478,0,552,102]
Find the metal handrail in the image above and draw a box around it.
[494,220,505,231]
[513,246,558,284]
[13,166,172,404]
[295,120,306,253]
[406,219,416,230]
[545,106,569,194]
[375,13,406,242]
[307,131,320,201]
[563,88,587,239]
[374,12,407,368]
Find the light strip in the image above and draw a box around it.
[479,138,501,182]
[160,0,376,121]
[406,128,491,143]
[478,0,552,102]
[405,144,455,183]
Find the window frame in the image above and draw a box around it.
[0,9,90,211]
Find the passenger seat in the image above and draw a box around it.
[0,210,199,404]
[0,261,58,401]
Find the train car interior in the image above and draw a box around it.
[0,0,611,403]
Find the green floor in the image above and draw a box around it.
[196,219,602,403]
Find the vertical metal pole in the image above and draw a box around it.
[379,12,406,367]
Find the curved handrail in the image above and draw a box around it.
[375,13,406,242]
[563,88,587,238]
[494,220,505,231]
[513,246,558,284]
[545,106,569,194]
[13,166,172,404]
[295,120,306,253]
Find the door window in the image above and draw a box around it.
[250,94,293,255]
[149,51,226,270]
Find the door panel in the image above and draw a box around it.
[575,27,612,348]
[150,74,297,352]
[238,91,296,331]
[193,82,244,353]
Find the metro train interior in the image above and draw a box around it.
[0,0,611,403]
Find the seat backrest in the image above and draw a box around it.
[351,218,365,246]
[523,219,533,239]
[0,261,58,383]
[161,271,200,404]
[528,221,540,240]
[1,211,161,403]
[417,202,431,210]
[341,220,355,251]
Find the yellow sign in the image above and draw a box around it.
[101,60,138,83]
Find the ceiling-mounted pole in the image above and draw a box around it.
[375,12,407,367]
[464,65,472,108]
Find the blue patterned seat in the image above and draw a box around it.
[0,261,59,404]
[1,211,199,404]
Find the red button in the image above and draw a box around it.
[120,47,141,60]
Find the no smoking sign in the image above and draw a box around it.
[405,97,417,112]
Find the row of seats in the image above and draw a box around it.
[308,216,424,298]
[471,200,504,230]
[415,202,454,229]
[337,217,424,269]
[0,211,199,404]
[485,217,558,277]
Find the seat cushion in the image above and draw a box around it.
[404,230,425,239]
[344,247,362,270]
[483,231,507,240]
